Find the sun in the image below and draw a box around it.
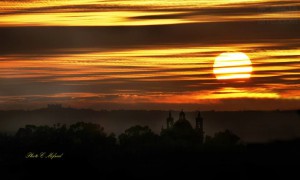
[213,52,253,80]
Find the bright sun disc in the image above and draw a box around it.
[213,52,253,80]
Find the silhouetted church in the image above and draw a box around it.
[165,110,204,143]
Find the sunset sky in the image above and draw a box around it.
[0,0,299,110]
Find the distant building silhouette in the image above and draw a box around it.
[166,111,174,129]
[195,111,204,143]
[179,110,185,121]
[165,110,204,143]
[173,110,193,130]
[47,104,63,110]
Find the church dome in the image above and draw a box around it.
[174,110,193,131]
[173,119,193,130]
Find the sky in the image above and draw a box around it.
[0,0,300,110]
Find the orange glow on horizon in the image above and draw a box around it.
[0,24,299,110]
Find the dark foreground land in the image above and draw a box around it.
[1,108,300,142]
[1,122,300,180]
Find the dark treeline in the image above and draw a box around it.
[1,107,300,142]
[1,122,300,179]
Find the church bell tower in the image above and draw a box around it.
[195,111,204,143]
[166,111,174,129]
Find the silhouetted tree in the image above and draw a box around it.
[3,121,300,179]
[69,122,109,144]
[0,133,12,149]
[119,125,158,148]
[13,122,116,154]
[205,130,243,151]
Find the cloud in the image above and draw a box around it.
[0,0,299,110]
[1,0,300,16]
[1,20,300,55]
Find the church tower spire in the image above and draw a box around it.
[166,111,174,129]
[195,111,204,143]
[179,109,186,121]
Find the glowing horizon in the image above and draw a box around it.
[0,0,300,110]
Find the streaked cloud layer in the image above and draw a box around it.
[0,0,299,110]
[0,0,299,26]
